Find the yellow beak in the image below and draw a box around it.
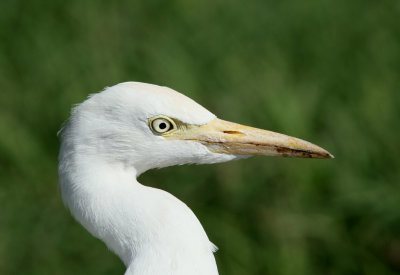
[174,118,333,159]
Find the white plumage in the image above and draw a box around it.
[58,82,332,274]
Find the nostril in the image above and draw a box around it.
[223,130,245,135]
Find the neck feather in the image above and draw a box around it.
[59,153,141,265]
[58,144,218,274]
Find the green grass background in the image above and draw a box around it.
[1,0,399,274]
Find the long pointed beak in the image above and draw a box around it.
[178,118,333,158]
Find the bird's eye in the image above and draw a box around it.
[150,117,174,134]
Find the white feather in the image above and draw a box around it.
[58,82,240,274]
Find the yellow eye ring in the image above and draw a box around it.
[149,116,176,134]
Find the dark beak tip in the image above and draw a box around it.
[324,152,335,159]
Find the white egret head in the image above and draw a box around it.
[62,82,332,176]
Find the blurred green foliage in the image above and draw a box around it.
[1,0,399,274]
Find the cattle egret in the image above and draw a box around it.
[58,82,333,275]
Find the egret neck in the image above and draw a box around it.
[60,153,219,275]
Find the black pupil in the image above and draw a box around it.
[159,122,167,130]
